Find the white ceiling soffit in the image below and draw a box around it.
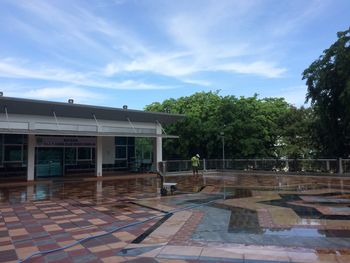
[0,129,179,138]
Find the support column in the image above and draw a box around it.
[154,123,163,171]
[326,160,330,171]
[96,136,103,177]
[27,134,35,181]
[339,158,343,174]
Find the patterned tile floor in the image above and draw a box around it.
[1,173,350,262]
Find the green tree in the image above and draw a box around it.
[146,91,313,159]
[146,91,222,159]
[276,106,314,158]
[303,28,350,157]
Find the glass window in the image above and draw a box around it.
[36,148,63,164]
[116,146,126,159]
[22,145,27,165]
[115,160,127,168]
[4,134,24,144]
[78,147,91,160]
[115,137,127,145]
[91,148,95,160]
[0,135,2,165]
[65,148,76,164]
[4,145,22,161]
[127,137,135,146]
[128,145,135,159]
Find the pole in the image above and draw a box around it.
[222,136,225,170]
[220,132,226,200]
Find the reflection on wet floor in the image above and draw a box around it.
[1,173,350,262]
[0,177,160,204]
[138,173,350,248]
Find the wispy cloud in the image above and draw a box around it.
[5,0,292,82]
[213,61,287,78]
[0,0,338,105]
[102,1,288,80]
[5,86,104,103]
[274,85,308,106]
[0,58,176,90]
[182,79,211,87]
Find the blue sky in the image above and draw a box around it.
[0,0,349,109]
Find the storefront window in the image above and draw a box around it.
[65,148,76,164]
[91,148,95,161]
[4,145,22,162]
[22,145,27,165]
[116,146,127,159]
[127,137,135,146]
[0,135,2,165]
[4,134,25,144]
[115,160,127,168]
[115,137,127,145]
[128,145,135,159]
[77,147,91,160]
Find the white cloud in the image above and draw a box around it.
[8,1,148,59]
[0,59,87,83]
[269,0,330,38]
[105,54,286,79]
[4,86,104,104]
[214,61,287,78]
[102,1,287,80]
[275,85,308,106]
[1,0,333,99]
[182,79,211,87]
[111,80,177,90]
[0,58,176,90]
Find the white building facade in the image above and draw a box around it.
[0,97,183,181]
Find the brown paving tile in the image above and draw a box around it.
[43,224,63,232]
[0,250,18,262]
[87,245,111,253]
[94,249,117,258]
[88,219,106,225]
[8,228,28,237]
[0,236,11,242]
[15,246,38,260]
[2,175,350,263]
[4,217,19,223]
[33,214,48,219]
[67,248,90,258]
[107,241,127,249]
[112,231,136,242]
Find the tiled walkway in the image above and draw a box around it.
[1,173,350,262]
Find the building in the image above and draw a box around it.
[0,96,183,181]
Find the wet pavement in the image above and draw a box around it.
[1,173,350,262]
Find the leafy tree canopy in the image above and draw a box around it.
[303,27,350,157]
[146,91,312,159]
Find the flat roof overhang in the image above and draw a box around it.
[0,96,184,125]
[0,128,179,138]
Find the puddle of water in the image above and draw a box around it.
[0,177,159,204]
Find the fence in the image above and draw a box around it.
[159,158,350,175]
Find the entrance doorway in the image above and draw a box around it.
[36,148,63,177]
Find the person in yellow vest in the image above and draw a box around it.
[191,154,200,176]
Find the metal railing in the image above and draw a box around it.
[159,158,350,175]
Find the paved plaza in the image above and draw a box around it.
[1,173,350,262]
